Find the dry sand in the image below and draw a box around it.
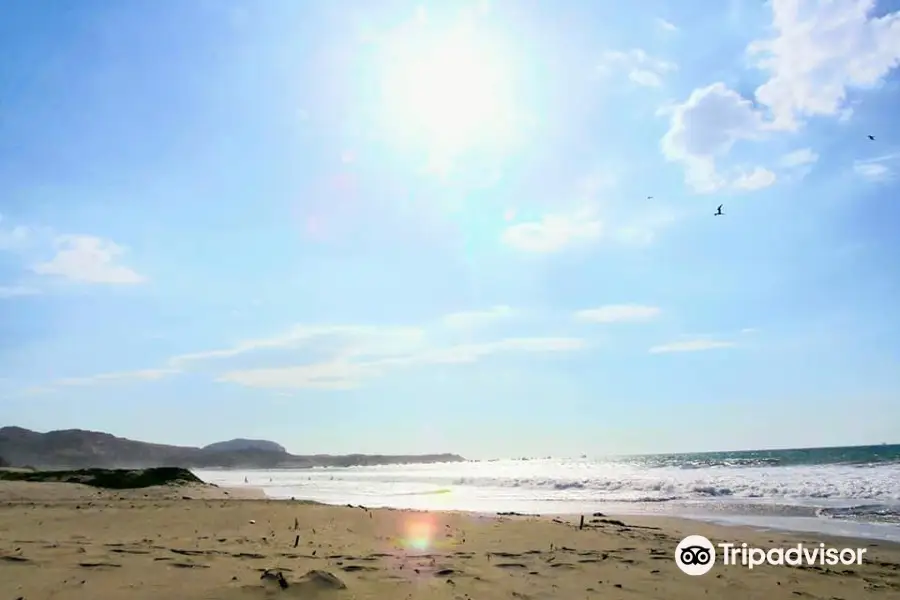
[1,482,899,599]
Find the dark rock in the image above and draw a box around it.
[203,439,286,454]
[0,467,203,489]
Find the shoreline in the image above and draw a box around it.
[245,488,900,544]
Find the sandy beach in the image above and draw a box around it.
[1,481,899,599]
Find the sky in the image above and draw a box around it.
[1,0,899,459]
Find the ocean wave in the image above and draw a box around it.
[816,504,900,524]
[623,454,900,470]
[444,474,900,502]
[197,451,900,515]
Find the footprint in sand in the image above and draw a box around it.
[1,555,30,563]
[220,569,348,598]
[340,564,378,572]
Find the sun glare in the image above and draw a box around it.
[378,21,517,162]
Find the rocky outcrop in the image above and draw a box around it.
[0,466,204,489]
[203,439,287,454]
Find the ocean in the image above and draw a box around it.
[195,444,900,542]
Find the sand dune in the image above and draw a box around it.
[1,483,899,599]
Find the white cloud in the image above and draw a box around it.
[853,153,898,182]
[0,285,40,299]
[217,337,587,390]
[649,339,737,354]
[660,83,769,193]
[597,49,677,88]
[32,235,145,284]
[656,18,678,32]
[853,162,891,182]
[732,167,777,191]
[501,207,602,252]
[748,0,900,131]
[662,0,900,192]
[780,148,819,169]
[441,305,515,329]
[629,69,664,88]
[575,304,661,323]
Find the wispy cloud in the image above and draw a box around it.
[32,235,146,284]
[649,339,737,354]
[501,207,602,253]
[55,368,180,386]
[853,153,898,183]
[168,325,425,365]
[656,18,678,32]
[217,337,587,390]
[575,304,661,323]
[732,167,777,191]
[24,367,181,395]
[597,49,677,88]
[0,285,40,299]
[23,311,592,393]
[0,218,32,252]
[778,148,820,181]
[780,148,819,169]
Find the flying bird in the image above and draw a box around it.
[646,196,654,199]
[714,204,724,216]
[868,135,876,141]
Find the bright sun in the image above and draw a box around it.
[378,21,517,161]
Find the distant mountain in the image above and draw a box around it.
[0,426,464,469]
[203,439,286,454]
[0,454,9,468]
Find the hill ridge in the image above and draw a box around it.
[0,426,464,469]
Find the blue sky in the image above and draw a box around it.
[1,0,899,458]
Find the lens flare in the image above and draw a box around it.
[402,515,437,551]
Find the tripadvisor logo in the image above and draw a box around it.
[675,535,867,576]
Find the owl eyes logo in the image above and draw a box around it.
[675,535,867,574]
[675,535,716,575]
